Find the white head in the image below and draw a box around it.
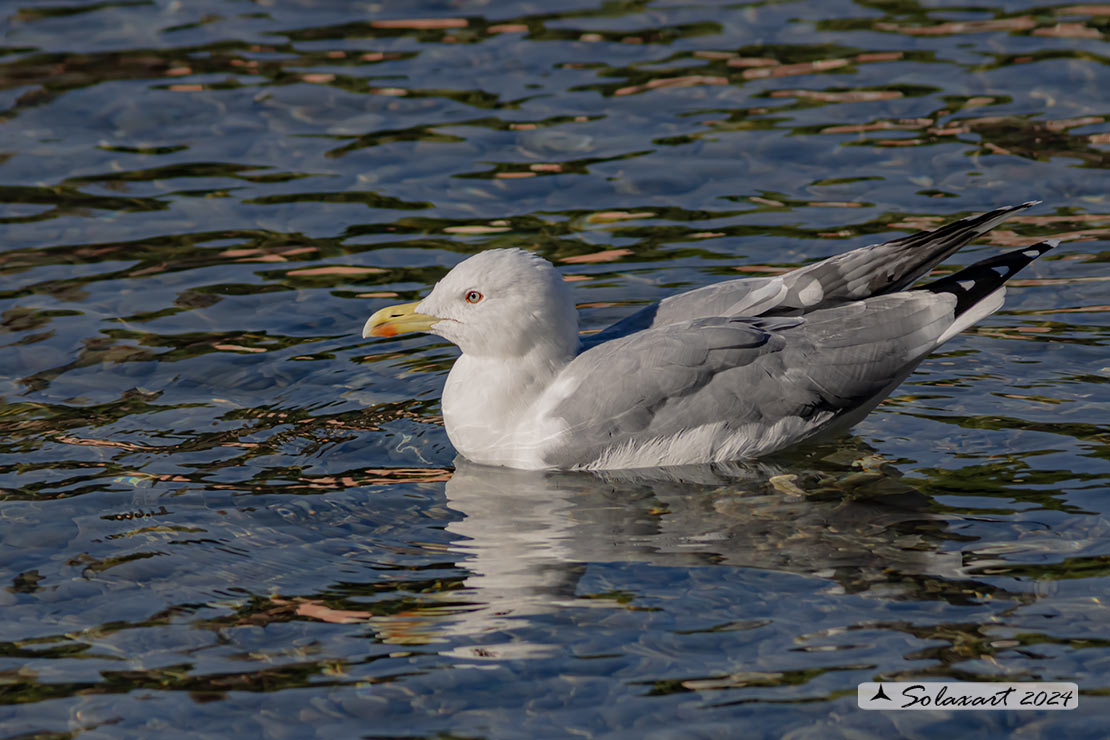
[364,249,579,360]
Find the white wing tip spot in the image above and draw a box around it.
[958,279,977,291]
[796,279,824,306]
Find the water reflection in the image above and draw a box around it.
[389,451,998,659]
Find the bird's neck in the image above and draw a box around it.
[441,345,574,468]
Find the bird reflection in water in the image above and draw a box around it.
[370,446,978,659]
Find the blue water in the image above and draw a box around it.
[1,1,1109,737]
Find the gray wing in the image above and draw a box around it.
[544,292,956,468]
[583,202,1035,349]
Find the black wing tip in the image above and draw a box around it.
[992,200,1040,213]
[966,200,1038,228]
[962,200,1039,220]
[919,239,1057,315]
[887,200,1042,253]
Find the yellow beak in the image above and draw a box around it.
[362,301,439,338]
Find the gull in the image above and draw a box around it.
[363,202,1056,470]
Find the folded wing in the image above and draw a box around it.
[546,240,1056,469]
[584,202,1038,348]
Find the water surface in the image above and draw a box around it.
[2,1,1109,737]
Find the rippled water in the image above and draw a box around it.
[2,1,1109,737]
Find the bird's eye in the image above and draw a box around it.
[465,290,483,304]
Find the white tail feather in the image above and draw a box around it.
[937,287,1006,344]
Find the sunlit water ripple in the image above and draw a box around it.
[1,1,1108,737]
